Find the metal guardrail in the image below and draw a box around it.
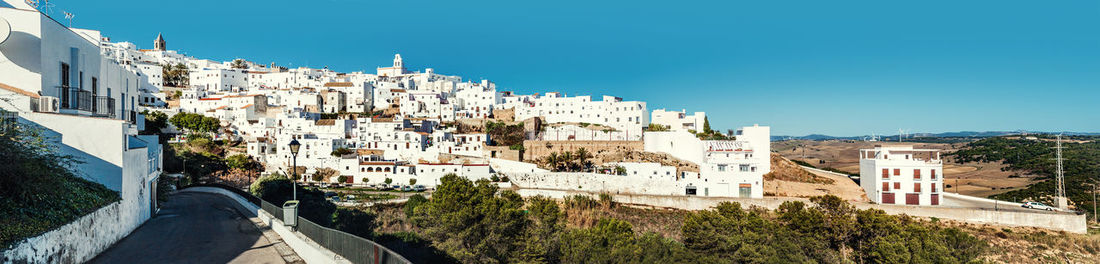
[259,200,410,264]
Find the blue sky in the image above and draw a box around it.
[50,0,1100,136]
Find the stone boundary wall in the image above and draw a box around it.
[515,187,1087,234]
[2,202,132,264]
[181,187,349,264]
[522,140,643,161]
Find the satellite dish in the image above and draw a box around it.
[0,18,11,45]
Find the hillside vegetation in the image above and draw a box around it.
[948,136,1099,217]
[376,174,987,263]
[0,125,120,248]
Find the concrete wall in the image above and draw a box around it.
[853,202,1087,234]
[1,202,134,264]
[516,188,799,211]
[508,172,750,198]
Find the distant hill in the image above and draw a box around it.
[773,131,1100,142]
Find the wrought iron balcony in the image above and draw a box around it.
[57,86,92,112]
[93,96,116,118]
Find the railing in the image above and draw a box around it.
[57,86,92,112]
[94,96,116,118]
[127,110,137,124]
[259,200,410,264]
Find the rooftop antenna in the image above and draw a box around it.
[1053,134,1067,209]
[63,11,73,27]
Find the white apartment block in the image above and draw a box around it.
[514,93,648,140]
[643,125,770,198]
[859,146,943,206]
[651,109,705,132]
[399,92,455,121]
[190,68,248,92]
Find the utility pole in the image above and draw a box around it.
[1054,134,1067,209]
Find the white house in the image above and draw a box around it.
[651,109,705,132]
[859,145,943,206]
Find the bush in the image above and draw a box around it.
[0,126,120,248]
[410,174,528,263]
[332,207,377,239]
[384,178,393,184]
[336,175,348,183]
[404,194,428,217]
[331,147,353,157]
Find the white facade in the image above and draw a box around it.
[0,3,162,260]
[643,125,770,198]
[515,93,648,140]
[651,109,705,132]
[859,146,944,206]
[190,68,248,92]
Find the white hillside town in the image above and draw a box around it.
[1,2,1090,263]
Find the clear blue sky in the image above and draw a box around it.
[53,0,1100,136]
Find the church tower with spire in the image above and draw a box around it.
[154,33,166,51]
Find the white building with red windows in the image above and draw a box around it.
[859,145,944,206]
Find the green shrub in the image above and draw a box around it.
[0,126,120,248]
[332,207,377,239]
[404,194,428,217]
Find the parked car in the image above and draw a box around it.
[400,185,413,192]
[412,185,427,192]
[324,191,338,198]
[1022,202,1055,211]
[331,196,341,202]
[391,184,402,190]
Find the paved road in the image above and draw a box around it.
[88,192,291,264]
[941,194,1064,214]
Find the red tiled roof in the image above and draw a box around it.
[0,82,39,98]
[324,82,354,87]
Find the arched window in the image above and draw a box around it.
[367,167,375,172]
[384,167,391,172]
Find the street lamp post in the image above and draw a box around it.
[289,139,301,201]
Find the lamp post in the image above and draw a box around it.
[289,139,301,201]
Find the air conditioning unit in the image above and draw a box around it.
[38,96,60,113]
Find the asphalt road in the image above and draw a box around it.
[941,194,1064,214]
[88,192,289,264]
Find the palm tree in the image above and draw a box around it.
[231,59,248,69]
[560,151,573,171]
[545,152,560,172]
[575,148,591,172]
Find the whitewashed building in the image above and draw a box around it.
[859,145,943,206]
[651,109,705,132]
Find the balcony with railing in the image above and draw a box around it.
[57,86,92,112]
[93,96,116,118]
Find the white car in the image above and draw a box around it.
[1021,202,1055,211]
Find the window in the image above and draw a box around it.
[739,164,750,172]
[914,169,921,180]
[717,164,726,171]
[931,184,938,193]
[882,182,889,191]
[931,169,937,179]
[914,183,922,193]
[882,168,889,179]
[894,182,900,189]
[893,169,900,176]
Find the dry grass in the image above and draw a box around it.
[934,220,1100,263]
[764,153,834,184]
